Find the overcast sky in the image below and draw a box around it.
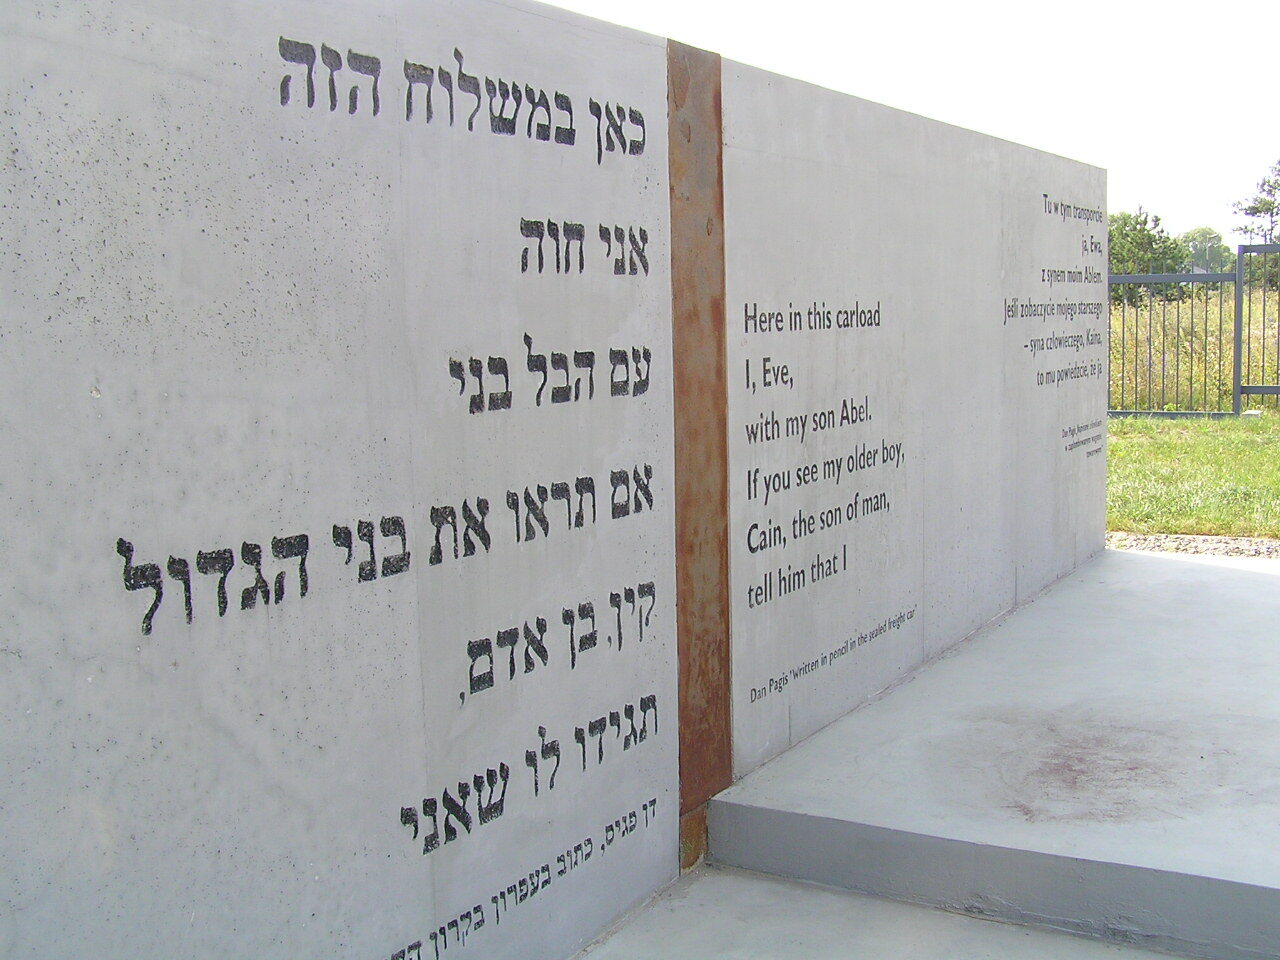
[551,0,1276,241]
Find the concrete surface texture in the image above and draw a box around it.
[1,1,677,957]
[579,866,1174,959]
[1,1,1111,957]
[720,59,1108,777]
[710,549,1280,959]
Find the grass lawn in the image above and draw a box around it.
[1108,412,1280,538]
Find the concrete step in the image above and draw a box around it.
[578,865,1175,959]
[709,550,1280,960]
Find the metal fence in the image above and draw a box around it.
[1109,243,1280,415]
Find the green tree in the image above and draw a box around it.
[1109,208,1190,302]
[1109,209,1190,273]
[1234,158,1280,244]
[1179,227,1233,273]
[1234,159,1280,288]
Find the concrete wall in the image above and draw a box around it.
[0,2,677,957]
[722,63,1107,774]
[0,3,1106,956]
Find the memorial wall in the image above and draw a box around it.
[1,2,676,958]
[0,3,1106,958]
[722,65,1107,773]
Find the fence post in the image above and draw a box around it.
[1233,245,1245,415]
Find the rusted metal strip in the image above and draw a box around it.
[668,39,731,832]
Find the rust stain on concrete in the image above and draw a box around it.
[679,804,709,872]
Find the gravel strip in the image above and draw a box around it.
[1107,531,1280,558]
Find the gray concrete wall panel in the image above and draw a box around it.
[721,63,1107,775]
[0,2,677,957]
[1,2,1107,953]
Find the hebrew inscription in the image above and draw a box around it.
[1,3,674,960]
[278,38,646,165]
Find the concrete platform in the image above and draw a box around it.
[578,865,1174,959]
[709,550,1280,960]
